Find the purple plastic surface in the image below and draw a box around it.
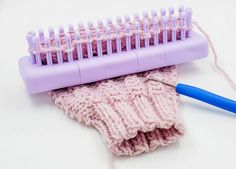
[19,59,80,93]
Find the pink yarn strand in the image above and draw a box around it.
[107,149,116,169]
[193,21,236,93]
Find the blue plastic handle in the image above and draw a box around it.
[176,83,236,113]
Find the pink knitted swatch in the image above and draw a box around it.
[49,66,184,156]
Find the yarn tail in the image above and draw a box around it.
[193,21,236,93]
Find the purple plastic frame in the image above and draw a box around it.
[19,31,208,94]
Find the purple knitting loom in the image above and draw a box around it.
[19,7,209,94]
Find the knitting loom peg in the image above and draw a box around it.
[58,25,65,35]
[169,7,175,16]
[151,10,158,18]
[143,11,149,20]
[85,30,93,59]
[170,15,177,42]
[106,27,112,55]
[125,23,131,51]
[48,27,55,39]
[38,28,44,43]
[116,16,122,25]
[125,15,131,23]
[95,28,103,57]
[75,32,83,60]
[143,20,150,47]
[33,37,42,66]
[179,12,186,40]
[115,25,122,53]
[161,16,168,44]
[26,33,36,64]
[68,24,74,33]
[134,22,141,49]
[152,18,159,46]
[55,35,63,64]
[44,37,53,65]
[134,13,140,22]
[160,8,166,16]
[65,34,74,62]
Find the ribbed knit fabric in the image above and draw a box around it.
[49,66,184,156]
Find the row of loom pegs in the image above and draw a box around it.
[27,6,193,65]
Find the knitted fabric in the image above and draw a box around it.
[49,66,184,156]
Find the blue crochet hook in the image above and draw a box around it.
[145,79,236,113]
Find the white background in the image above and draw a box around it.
[0,0,236,169]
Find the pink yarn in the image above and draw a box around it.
[193,21,236,92]
[30,17,189,65]
[49,66,184,156]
